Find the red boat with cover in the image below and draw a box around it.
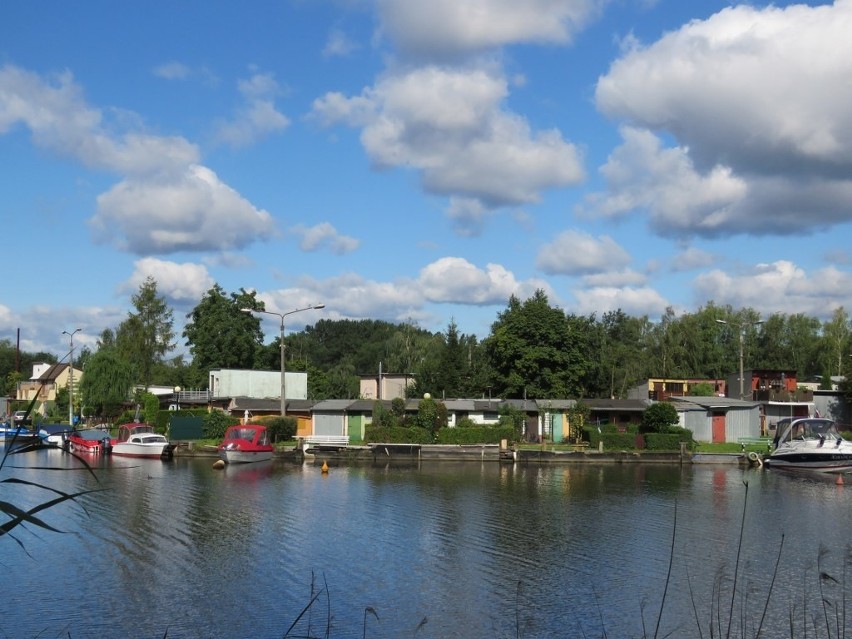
[218,424,274,464]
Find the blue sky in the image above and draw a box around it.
[3,0,851,359]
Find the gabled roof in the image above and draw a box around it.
[33,363,68,381]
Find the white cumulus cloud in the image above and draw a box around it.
[92,165,276,254]
[120,258,216,305]
[213,71,290,147]
[312,65,584,227]
[536,229,631,275]
[376,0,602,57]
[291,222,360,254]
[586,2,852,238]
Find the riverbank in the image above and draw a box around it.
[173,441,748,466]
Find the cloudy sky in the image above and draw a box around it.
[3,0,852,359]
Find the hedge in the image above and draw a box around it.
[436,426,514,445]
[644,431,695,451]
[584,426,694,451]
[365,426,434,444]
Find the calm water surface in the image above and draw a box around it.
[3,449,852,638]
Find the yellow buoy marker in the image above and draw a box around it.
[321,460,329,473]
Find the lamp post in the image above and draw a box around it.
[716,318,763,400]
[241,304,325,416]
[62,328,81,425]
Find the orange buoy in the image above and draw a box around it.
[836,474,844,486]
[321,460,329,473]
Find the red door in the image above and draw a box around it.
[712,412,726,443]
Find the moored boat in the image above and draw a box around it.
[0,424,43,445]
[218,424,274,464]
[765,417,852,473]
[111,422,176,459]
[39,424,70,448]
[67,428,113,454]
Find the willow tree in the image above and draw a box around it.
[78,349,134,419]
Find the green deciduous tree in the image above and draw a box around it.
[484,290,592,398]
[183,285,265,374]
[689,382,716,396]
[415,396,446,435]
[820,307,850,377]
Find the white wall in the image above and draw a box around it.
[209,369,308,400]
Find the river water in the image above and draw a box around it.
[3,448,852,638]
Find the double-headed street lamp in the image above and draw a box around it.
[241,304,325,417]
[62,328,81,425]
[716,318,763,400]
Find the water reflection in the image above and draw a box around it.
[4,451,852,637]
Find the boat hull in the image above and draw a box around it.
[219,449,274,464]
[764,452,852,473]
[112,442,176,459]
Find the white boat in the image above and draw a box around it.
[39,424,70,447]
[111,423,176,459]
[218,424,274,464]
[765,417,852,473]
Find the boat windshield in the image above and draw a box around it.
[226,428,262,443]
[777,418,840,444]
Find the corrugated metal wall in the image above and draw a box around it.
[682,410,711,442]
[314,413,344,436]
[724,408,757,441]
[681,406,761,443]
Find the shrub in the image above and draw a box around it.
[260,416,296,442]
[437,426,515,445]
[599,432,636,450]
[365,425,433,444]
[203,410,238,439]
[640,402,680,434]
[645,431,694,451]
[415,397,447,434]
[455,417,478,428]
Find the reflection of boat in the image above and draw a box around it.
[68,428,113,454]
[111,423,176,459]
[223,459,274,481]
[218,424,274,464]
[765,417,852,473]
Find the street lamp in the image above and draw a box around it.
[241,304,325,416]
[716,318,763,400]
[62,328,81,425]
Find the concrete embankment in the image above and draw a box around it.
[173,442,747,466]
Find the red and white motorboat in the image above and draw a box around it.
[67,428,113,454]
[218,424,274,464]
[111,422,176,459]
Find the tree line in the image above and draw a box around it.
[4,278,852,419]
